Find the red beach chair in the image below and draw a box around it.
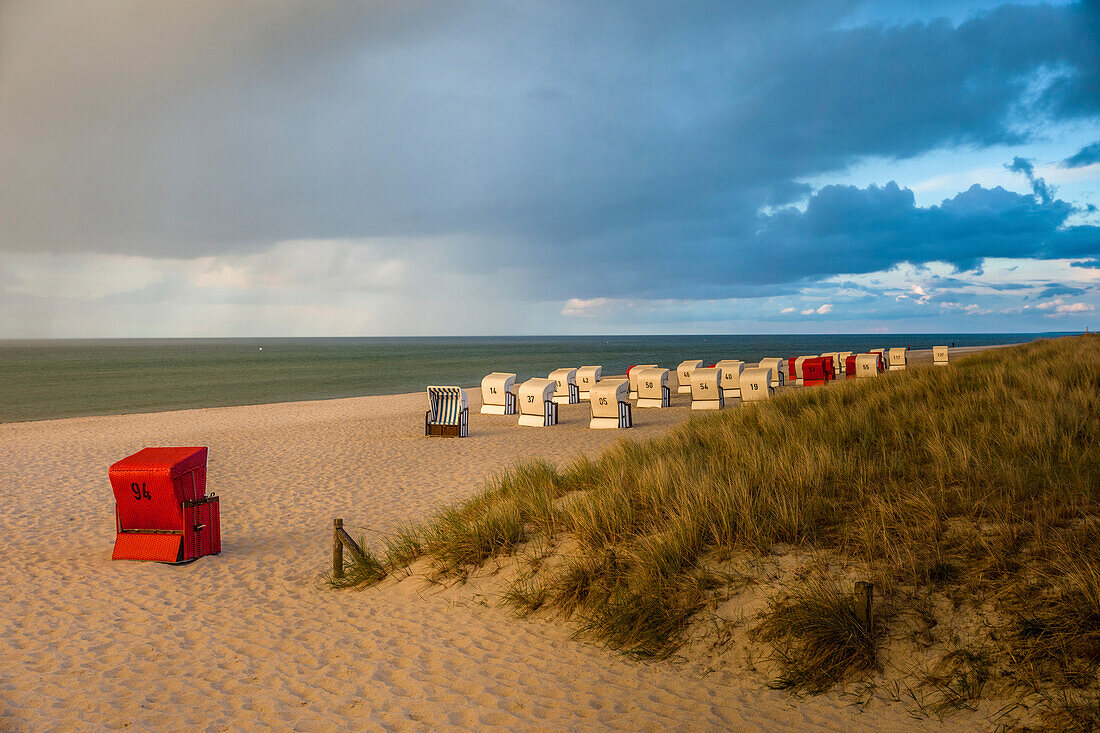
[845,354,858,377]
[110,447,221,563]
[802,357,827,386]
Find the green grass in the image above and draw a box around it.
[336,335,1100,725]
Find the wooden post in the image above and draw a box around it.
[854,581,873,632]
[333,518,344,579]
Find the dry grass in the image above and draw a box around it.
[337,335,1100,725]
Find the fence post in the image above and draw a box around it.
[854,581,873,632]
[333,518,344,579]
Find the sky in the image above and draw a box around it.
[1,0,1098,337]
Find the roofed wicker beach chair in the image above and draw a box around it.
[634,367,671,408]
[740,367,774,401]
[518,378,559,427]
[480,372,517,415]
[677,360,703,394]
[933,345,949,366]
[855,353,880,377]
[690,366,723,410]
[589,379,632,429]
[576,366,603,400]
[548,368,580,405]
[758,357,785,387]
[716,359,744,400]
[888,347,908,371]
[837,351,854,375]
[425,386,468,437]
[627,364,658,400]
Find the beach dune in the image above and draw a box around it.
[1,354,980,731]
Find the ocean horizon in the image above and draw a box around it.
[0,333,1071,423]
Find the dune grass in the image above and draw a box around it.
[336,335,1100,725]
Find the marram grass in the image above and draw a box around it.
[337,335,1100,725]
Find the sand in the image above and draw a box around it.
[0,352,993,731]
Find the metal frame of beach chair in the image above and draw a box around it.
[425,386,469,437]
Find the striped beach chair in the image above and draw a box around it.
[425,386,468,437]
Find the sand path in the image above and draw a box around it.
[1,355,983,731]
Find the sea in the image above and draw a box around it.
[0,334,1070,423]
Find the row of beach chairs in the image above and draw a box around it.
[425,345,951,436]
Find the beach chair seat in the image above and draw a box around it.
[802,357,827,386]
[758,358,784,387]
[888,347,908,371]
[677,360,703,394]
[740,367,774,401]
[855,353,879,378]
[426,386,468,437]
[715,360,744,400]
[518,378,559,427]
[635,367,671,408]
[548,368,580,404]
[690,367,723,410]
[589,379,632,429]
[576,366,603,400]
[480,372,517,415]
[933,346,949,366]
[627,364,658,400]
[109,446,221,563]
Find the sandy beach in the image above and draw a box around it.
[1,350,990,731]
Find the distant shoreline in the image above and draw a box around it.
[0,335,1055,424]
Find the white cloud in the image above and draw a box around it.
[780,307,795,314]
[561,297,616,317]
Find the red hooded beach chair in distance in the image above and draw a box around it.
[802,357,827,386]
[110,447,221,563]
[845,353,858,377]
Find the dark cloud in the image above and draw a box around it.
[1005,156,1055,204]
[1038,284,1088,298]
[0,0,1098,326]
[1064,141,1100,168]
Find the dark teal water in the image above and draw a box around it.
[0,334,1065,423]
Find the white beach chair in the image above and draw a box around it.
[628,364,658,400]
[480,372,517,415]
[589,379,632,429]
[758,358,784,387]
[548,368,580,404]
[869,348,886,368]
[690,367,723,410]
[776,358,791,386]
[517,378,559,427]
[635,367,671,408]
[933,346,949,366]
[837,352,853,377]
[576,366,603,400]
[855,353,879,378]
[677,360,703,394]
[793,356,816,386]
[740,367,774,402]
[820,352,839,377]
[888,347,908,371]
[715,360,744,400]
[425,386,468,437]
